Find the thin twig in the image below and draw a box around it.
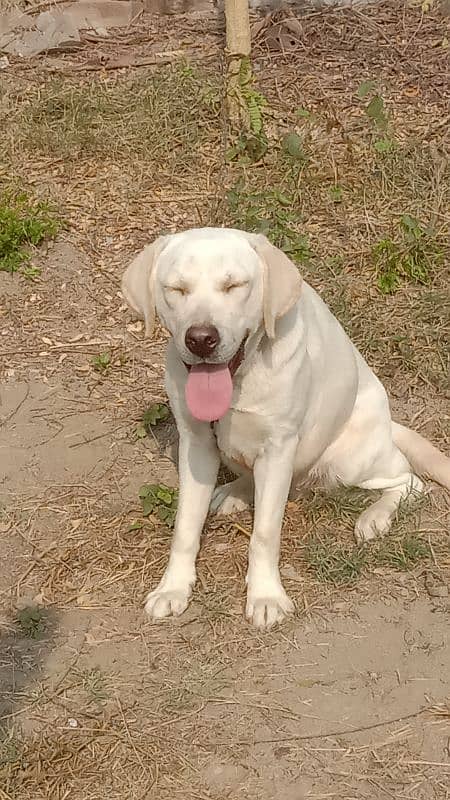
[0,383,29,428]
[23,0,71,15]
[212,706,432,747]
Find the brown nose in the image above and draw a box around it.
[185,325,220,358]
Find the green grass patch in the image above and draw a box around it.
[375,533,431,570]
[305,539,368,585]
[302,487,431,585]
[0,191,60,273]
[3,66,221,168]
[16,606,47,639]
[305,531,431,585]
[91,352,111,374]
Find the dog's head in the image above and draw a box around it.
[122,228,302,421]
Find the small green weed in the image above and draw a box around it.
[227,184,310,263]
[281,132,306,162]
[0,191,60,273]
[80,667,108,704]
[227,57,268,163]
[127,520,145,532]
[16,606,47,639]
[139,484,178,528]
[305,530,431,585]
[373,137,395,154]
[329,185,344,203]
[135,403,170,438]
[356,79,377,99]
[91,352,111,374]
[356,80,388,130]
[295,106,311,119]
[373,214,442,293]
[365,95,388,129]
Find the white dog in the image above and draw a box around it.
[122,227,449,628]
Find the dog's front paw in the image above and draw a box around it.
[246,586,294,630]
[144,588,190,620]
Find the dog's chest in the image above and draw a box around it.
[213,409,267,470]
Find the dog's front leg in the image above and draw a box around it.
[246,435,298,629]
[145,426,220,620]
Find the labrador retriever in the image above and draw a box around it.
[122,227,450,628]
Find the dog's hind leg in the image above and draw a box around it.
[210,475,253,515]
[354,468,424,543]
[317,381,426,544]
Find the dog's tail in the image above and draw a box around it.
[393,422,450,489]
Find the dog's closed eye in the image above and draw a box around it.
[165,285,189,296]
[221,280,249,293]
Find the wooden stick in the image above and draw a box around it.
[224,0,251,131]
[224,0,251,58]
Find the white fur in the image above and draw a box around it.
[122,227,450,629]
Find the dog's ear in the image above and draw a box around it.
[121,238,166,338]
[251,234,303,338]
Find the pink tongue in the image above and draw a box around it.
[185,363,233,422]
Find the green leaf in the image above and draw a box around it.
[272,191,292,207]
[281,132,304,160]
[142,403,170,430]
[374,137,394,154]
[127,521,144,532]
[225,145,241,162]
[295,106,311,119]
[142,496,157,517]
[329,186,343,203]
[357,79,376,98]
[400,213,421,238]
[135,423,147,439]
[157,505,177,528]
[156,487,173,505]
[366,95,387,129]
[139,484,156,499]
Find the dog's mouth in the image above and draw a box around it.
[184,336,247,422]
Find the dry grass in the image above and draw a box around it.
[1,3,449,799]
[0,64,223,236]
[2,67,221,164]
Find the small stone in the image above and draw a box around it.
[281,564,303,582]
[425,573,448,598]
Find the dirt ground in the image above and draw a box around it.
[1,2,449,799]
